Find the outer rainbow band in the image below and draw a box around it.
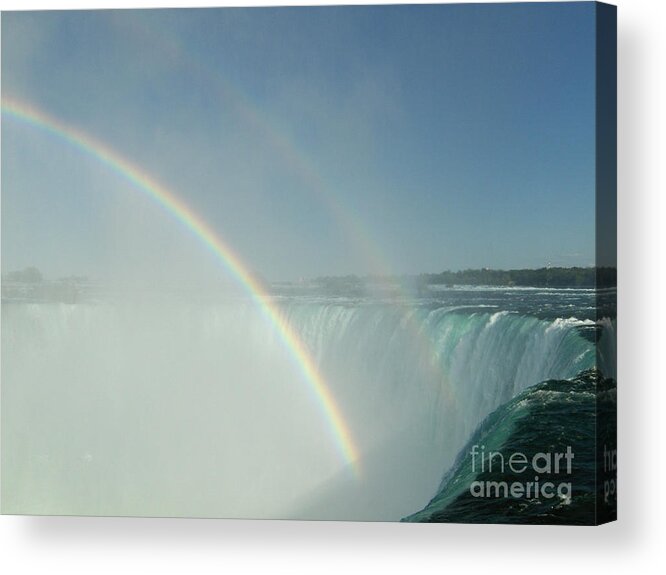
[1,97,360,473]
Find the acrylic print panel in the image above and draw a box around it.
[0,2,616,524]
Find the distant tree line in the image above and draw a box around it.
[2,266,43,284]
[310,267,616,292]
[1,267,91,303]
[418,267,616,288]
[311,274,368,296]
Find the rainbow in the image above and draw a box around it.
[125,24,452,378]
[1,97,361,473]
[124,18,397,280]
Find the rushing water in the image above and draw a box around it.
[1,286,613,520]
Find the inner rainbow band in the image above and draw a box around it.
[1,97,360,473]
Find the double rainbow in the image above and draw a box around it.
[1,97,360,472]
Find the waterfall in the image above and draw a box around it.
[1,298,596,519]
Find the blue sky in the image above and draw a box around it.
[2,3,596,282]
